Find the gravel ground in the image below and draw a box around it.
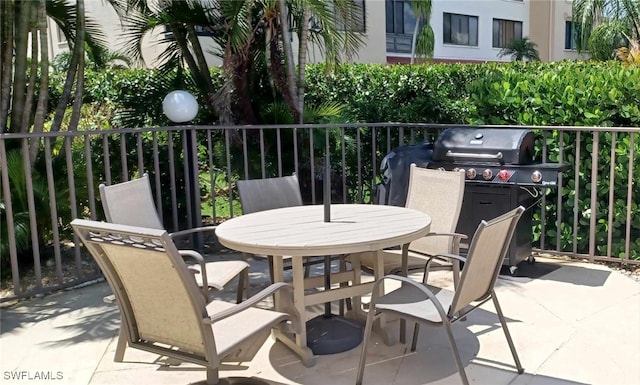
[606,263,640,282]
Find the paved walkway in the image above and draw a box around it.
[1,257,639,385]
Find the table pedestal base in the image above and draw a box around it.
[306,314,363,355]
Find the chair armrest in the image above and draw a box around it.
[204,282,302,333]
[421,232,468,255]
[423,232,468,241]
[178,250,209,298]
[432,253,467,264]
[170,225,217,239]
[420,252,466,287]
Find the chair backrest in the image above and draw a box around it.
[236,175,303,214]
[99,174,164,230]
[405,164,465,255]
[449,206,525,316]
[70,219,217,362]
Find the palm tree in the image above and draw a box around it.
[409,0,435,64]
[106,0,364,124]
[572,0,640,60]
[498,37,541,62]
[0,0,109,136]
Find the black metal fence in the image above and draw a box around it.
[1,123,638,302]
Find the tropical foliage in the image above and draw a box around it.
[615,38,640,64]
[103,0,364,124]
[572,0,640,60]
[498,37,540,62]
[0,0,115,137]
[409,0,435,63]
[48,60,640,261]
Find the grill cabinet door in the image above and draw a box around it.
[457,184,533,267]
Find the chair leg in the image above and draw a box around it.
[421,259,433,284]
[452,259,461,290]
[443,321,469,385]
[338,256,353,316]
[114,326,127,362]
[410,323,420,351]
[206,368,219,385]
[304,256,311,278]
[492,293,524,374]
[236,267,248,304]
[355,304,377,385]
[267,255,275,283]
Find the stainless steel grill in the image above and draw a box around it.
[428,127,568,273]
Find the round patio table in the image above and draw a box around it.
[216,203,431,366]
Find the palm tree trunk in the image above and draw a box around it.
[268,30,297,116]
[185,25,215,91]
[29,0,49,163]
[277,0,300,117]
[232,55,257,124]
[296,6,311,124]
[49,50,78,132]
[68,0,85,132]
[410,17,421,64]
[50,13,84,133]
[10,0,32,133]
[22,24,38,133]
[171,26,209,91]
[0,0,15,133]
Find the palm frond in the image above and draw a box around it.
[0,209,32,257]
[118,10,164,65]
[415,24,435,60]
[572,0,640,52]
[498,37,540,61]
[588,19,628,60]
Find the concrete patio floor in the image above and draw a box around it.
[1,256,639,385]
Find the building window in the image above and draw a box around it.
[386,0,417,35]
[443,13,478,46]
[332,0,366,32]
[492,18,522,48]
[565,20,576,50]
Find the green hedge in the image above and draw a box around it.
[48,68,223,128]
[463,61,640,258]
[46,61,640,260]
[305,63,480,123]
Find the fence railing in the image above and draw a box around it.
[1,123,638,302]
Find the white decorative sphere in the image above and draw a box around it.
[162,90,199,123]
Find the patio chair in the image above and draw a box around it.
[355,206,525,385]
[237,175,338,281]
[237,174,352,313]
[99,174,249,303]
[71,219,303,385]
[353,164,467,287]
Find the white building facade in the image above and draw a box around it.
[47,0,585,67]
[386,0,585,63]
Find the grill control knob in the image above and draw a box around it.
[453,167,460,172]
[498,169,511,182]
[483,169,493,180]
[466,168,477,179]
[531,170,543,183]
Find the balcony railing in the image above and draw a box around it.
[1,123,638,302]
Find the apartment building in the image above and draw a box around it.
[387,0,585,63]
[46,0,584,67]
[528,0,586,61]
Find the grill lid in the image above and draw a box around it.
[432,127,535,165]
